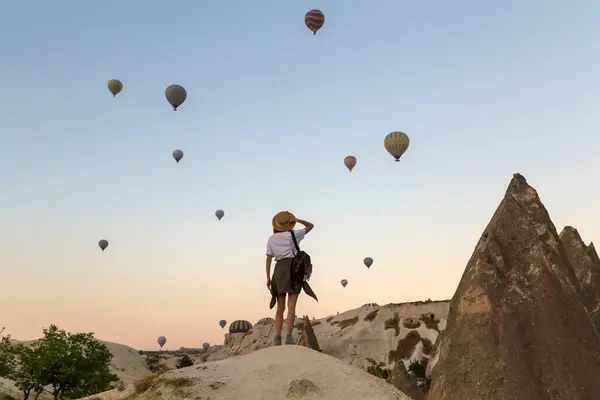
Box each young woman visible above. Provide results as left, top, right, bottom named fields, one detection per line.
left=265, top=211, right=314, bottom=345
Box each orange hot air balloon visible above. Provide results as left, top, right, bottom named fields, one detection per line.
left=305, top=9, right=325, bottom=35
left=344, top=156, right=357, bottom=172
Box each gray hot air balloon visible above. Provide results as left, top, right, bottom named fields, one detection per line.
left=157, top=336, right=167, bottom=349
left=341, top=279, right=348, bottom=288
left=364, top=257, right=373, bottom=268
left=172, top=149, right=183, bottom=163
left=98, top=239, right=109, bottom=251
left=165, top=84, right=187, bottom=111
left=215, top=210, right=225, bottom=221
left=202, top=342, right=210, bottom=351
left=219, top=320, right=226, bottom=329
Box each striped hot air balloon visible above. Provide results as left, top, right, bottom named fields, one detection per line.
left=362, top=303, right=379, bottom=307
left=384, top=131, right=410, bottom=162
left=305, top=9, right=325, bottom=35
left=229, top=320, right=253, bottom=334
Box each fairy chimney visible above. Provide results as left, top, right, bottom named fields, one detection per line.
left=427, top=174, right=600, bottom=400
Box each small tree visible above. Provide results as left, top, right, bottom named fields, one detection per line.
left=30, top=325, right=119, bottom=399
left=9, top=343, right=44, bottom=400
left=0, top=327, right=15, bottom=378
left=408, top=358, right=431, bottom=392
left=176, top=355, right=193, bottom=369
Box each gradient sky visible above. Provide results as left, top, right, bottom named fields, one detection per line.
left=1, top=0, right=599, bottom=350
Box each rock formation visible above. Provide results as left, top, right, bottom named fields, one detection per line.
left=198, top=301, right=449, bottom=373
left=586, top=243, right=600, bottom=327
left=297, top=315, right=322, bottom=351
left=559, top=227, right=600, bottom=332
left=84, top=346, right=412, bottom=400
left=389, top=364, right=425, bottom=400
left=428, top=173, right=600, bottom=400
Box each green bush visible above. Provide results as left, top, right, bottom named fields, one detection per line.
left=0, top=325, right=118, bottom=400
left=176, top=354, right=194, bottom=369
left=408, top=358, right=431, bottom=392
left=365, top=358, right=391, bottom=380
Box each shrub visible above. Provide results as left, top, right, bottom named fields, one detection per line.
left=134, top=375, right=157, bottom=394
left=176, top=354, right=194, bottom=369
left=1, top=325, right=118, bottom=400
left=366, top=364, right=391, bottom=380
left=365, top=359, right=391, bottom=380
left=408, top=358, right=431, bottom=392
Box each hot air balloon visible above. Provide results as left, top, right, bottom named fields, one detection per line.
left=165, top=85, right=187, bottom=111
left=98, top=239, right=109, bottom=251
left=364, top=257, right=373, bottom=268
left=157, top=336, right=167, bottom=349
left=219, top=320, right=226, bottom=329
left=384, top=131, right=410, bottom=162
left=202, top=342, right=210, bottom=351
left=107, top=79, right=123, bottom=97
left=362, top=303, right=379, bottom=307
left=305, top=9, right=325, bottom=35
left=172, top=149, right=183, bottom=163
left=229, top=320, right=253, bottom=334
left=215, top=210, right=225, bottom=221
left=341, top=279, right=348, bottom=288
left=344, top=156, right=357, bottom=172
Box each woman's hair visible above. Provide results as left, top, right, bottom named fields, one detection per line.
left=273, top=229, right=290, bottom=234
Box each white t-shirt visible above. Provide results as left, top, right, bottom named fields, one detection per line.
left=266, top=228, right=307, bottom=261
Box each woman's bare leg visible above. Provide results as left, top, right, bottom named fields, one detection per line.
left=286, top=293, right=299, bottom=335
left=275, top=295, right=286, bottom=337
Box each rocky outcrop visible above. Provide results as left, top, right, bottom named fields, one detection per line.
left=389, top=364, right=425, bottom=400
left=428, top=173, right=600, bottom=400
left=199, top=301, right=449, bottom=373
left=559, top=227, right=600, bottom=333
left=586, top=242, right=600, bottom=327
left=297, top=315, right=322, bottom=351
left=83, top=346, right=413, bottom=400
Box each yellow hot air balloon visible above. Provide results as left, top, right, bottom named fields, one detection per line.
left=384, top=131, right=410, bottom=162
left=107, top=79, right=123, bottom=97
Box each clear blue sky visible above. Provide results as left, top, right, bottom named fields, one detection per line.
left=1, top=0, right=599, bottom=350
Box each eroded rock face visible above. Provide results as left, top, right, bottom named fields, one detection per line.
left=559, top=227, right=600, bottom=333
left=586, top=242, right=600, bottom=329
left=428, top=173, right=600, bottom=400
left=287, top=378, right=318, bottom=397
left=297, top=315, right=322, bottom=351
left=389, top=365, right=425, bottom=400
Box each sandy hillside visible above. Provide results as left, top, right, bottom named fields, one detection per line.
left=83, top=345, right=413, bottom=400
left=0, top=339, right=151, bottom=399
left=193, top=300, right=449, bottom=373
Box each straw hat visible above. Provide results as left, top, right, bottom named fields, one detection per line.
left=272, top=211, right=296, bottom=232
